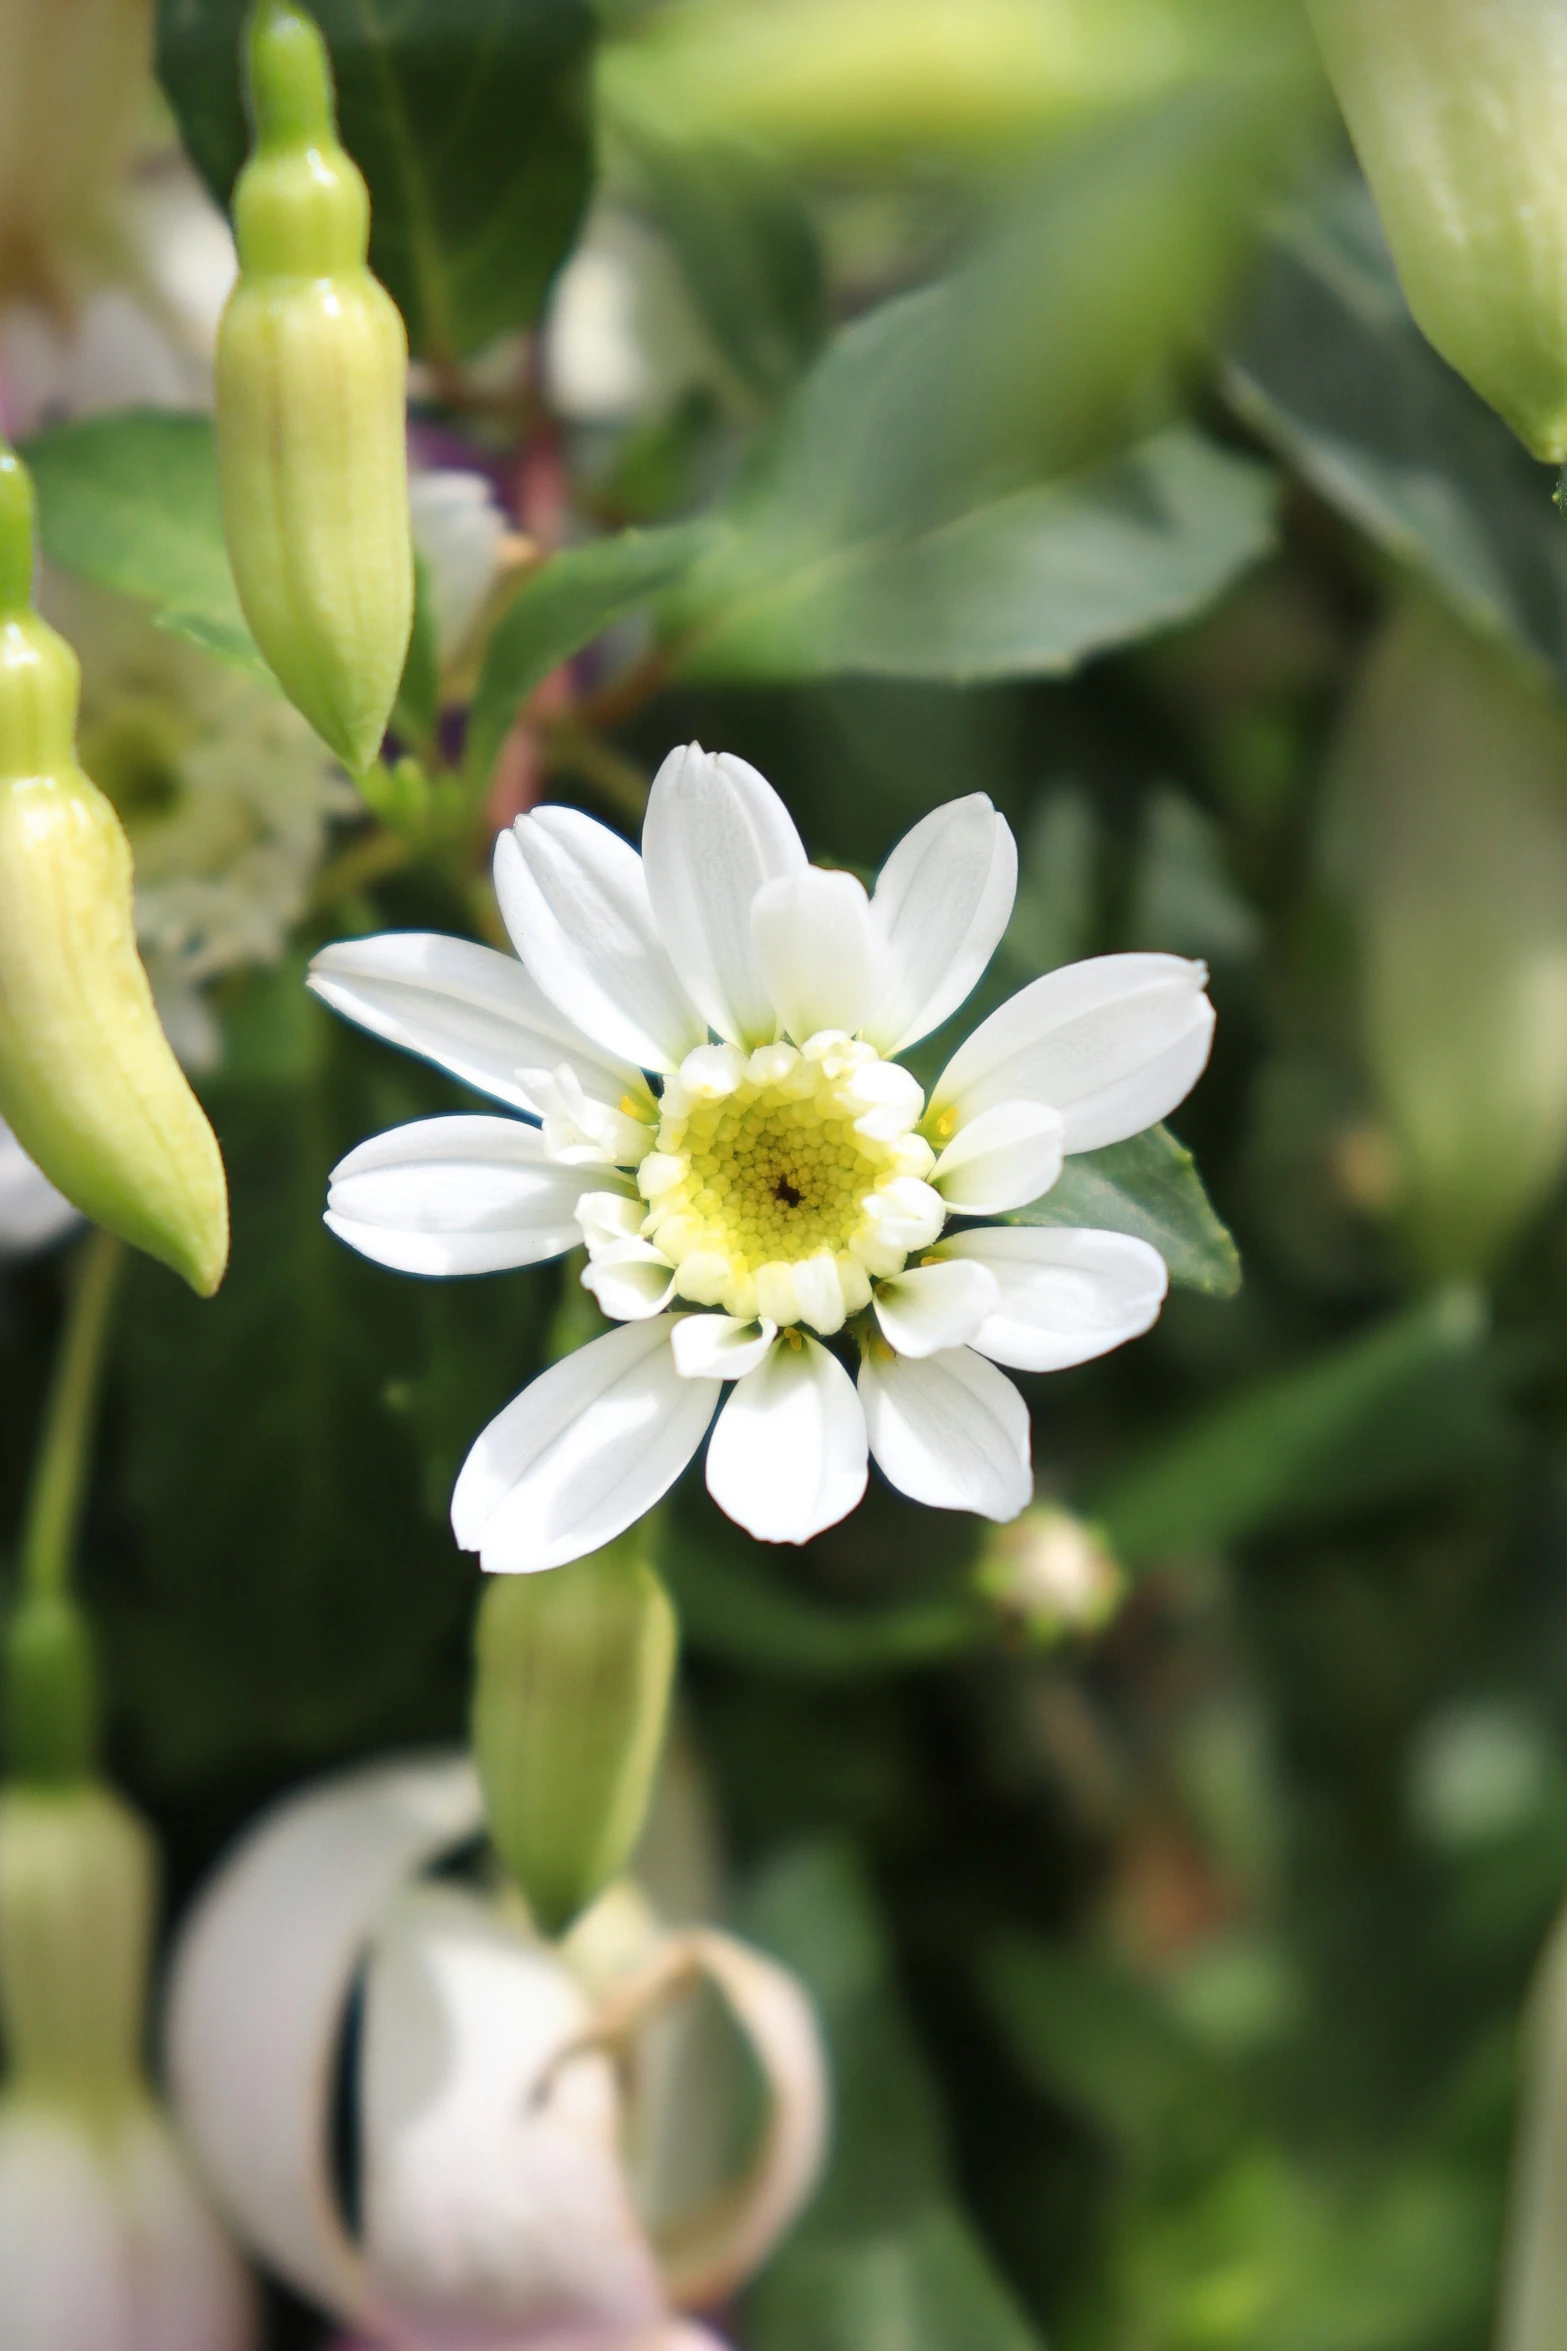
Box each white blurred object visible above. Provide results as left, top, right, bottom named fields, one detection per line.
left=0, top=1120, right=80, bottom=1255
left=1407, top=1699, right=1555, bottom=1851
left=0, top=1783, right=255, bottom=2351
left=543, top=208, right=715, bottom=424
left=408, top=471, right=513, bottom=671
left=166, top=1754, right=828, bottom=2348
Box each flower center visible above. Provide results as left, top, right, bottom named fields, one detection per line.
left=633, top=1035, right=944, bottom=1334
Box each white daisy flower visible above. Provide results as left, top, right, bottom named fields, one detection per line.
left=309, top=746, right=1213, bottom=1568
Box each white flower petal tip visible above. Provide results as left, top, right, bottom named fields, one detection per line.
left=941, top=1226, right=1169, bottom=1372
left=582, top=1241, right=679, bottom=1321
left=670, top=1314, right=779, bottom=1380
left=859, top=1345, right=1032, bottom=1522
left=324, top=1116, right=599, bottom=1278
left=451, top=1319, right=715, bottom=1572
left=750, top=868, right=888, bottom=1045
left=643, top=744, right=805, bottom=1047
left=932, top=953, right=1215, bottom=1154
left=866, top=794, right=1018, bottom=1053
left=307, top=932, right=647, bottom=1120
left=495, top=811, right=705, bottom=1074
left=931, top=1099, right=1065, bottom=1215
left=0, top=2100, right=258, bottom=2351
left=706, top=1335, right=867, bottom=1544
left=872, top=1259, right=1000, bottom=1358
left=166, top=1757, right=485, bottom=2326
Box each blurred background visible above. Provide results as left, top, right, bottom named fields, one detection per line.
left=8, top=0, right=1567, bottom=2345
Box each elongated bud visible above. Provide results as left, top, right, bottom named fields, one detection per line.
left=1305, top=2, right=1567, bottom=462
left=217, top=0, right=413, bottom=772
left=0, top=447, right=228, bottom=1296
left=1328, top=595, right=1567, bottom=1278
left=472, top=1529, right=678, bottom=1936
left=0, top=1783, right=152, bottom=2104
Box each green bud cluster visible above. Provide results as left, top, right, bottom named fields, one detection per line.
left=0, top=446, right=228, bottom=1297
left=472, top=1529, right=679, bottom=1936
left=217, top=0, right=414, bottom=774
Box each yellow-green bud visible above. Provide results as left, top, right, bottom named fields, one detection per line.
left=1306, top=1, right=1567, bottom=463
left=977, top=1504, right=1124, bottom=1644
left=472, top=1529, right=679, bottom=1937
left=217, top=0, right=413, bottom=773
left=0, top=448, right=228, bottom=1297
left=1329, top=594, right=1567, bottom=1278
left=0, top=1783, right=152, bottom=2108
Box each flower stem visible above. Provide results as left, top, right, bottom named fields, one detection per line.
left=19, top=1230, right=124, bottom=1605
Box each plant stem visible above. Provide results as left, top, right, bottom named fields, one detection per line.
left=19, top=1231, right=124, bottom=1605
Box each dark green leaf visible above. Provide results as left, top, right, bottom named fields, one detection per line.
left=1090, top=1287, right=1509, bottom=1565
left=663, top=1527, right=987, bottom=1679
left=23, top=410, right=266, bottom=677
left=741, top=1843, right=1045, bottom=2351
left=1223, top=174, right=1567, bottom=688
left=1006, top=1123, right=1241, bottom=1297
left=666, top=425, right=1278, bottom=685
left=464, top=520, right=714, bottom=787
left=156, top=0, right=596, bottom=362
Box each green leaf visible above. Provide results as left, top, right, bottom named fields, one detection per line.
left=464, top=521, right=714, bottom=788
left=663, top=1525, right=988, bottom=1679
left=1090, top=1287, right=1510, bottom=1566
left=23, top=410, right=267, bottom=676
left=741, top=1843, right=1045, bottom=2351
left=1005, top=1123, right=1241, bottom=1297
left=622, top=125, right=827, bottom=399
left=1223, top=174, right=1567, bottom=688
left=667, top=424, right=1278, bottom=685
left=156, top=0, right=596, bottom=363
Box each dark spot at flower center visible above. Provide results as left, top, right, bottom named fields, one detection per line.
left=774, top=1174, right=804, bottom=1208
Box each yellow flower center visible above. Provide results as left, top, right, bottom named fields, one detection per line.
left=634, top=1036, right=943, bottom=1334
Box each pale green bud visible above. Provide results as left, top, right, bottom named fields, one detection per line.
left=1329, top=595, right=1567, bottom=1277
left=217, top=0, right=413, bottom=774
left=0, top=448, right=228, bottom=1297
left=977, top=1504, right=1124, bottom=1644
left=472, top=1530, right=679, bottom=1937
left=1306, top=0, right=1567, bottom=462
left=0, top=1784, right=152, bottom=2106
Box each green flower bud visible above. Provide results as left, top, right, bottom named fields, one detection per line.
left=472, top=1529, right=679, bottom=1937
left=1328, top=594, right=1567, bottom=1277
left=217, top=0, right=413, bottom=773
left=977, top=1504, right=1124, bottom=1644
left=0, top=447, right=228, bottom=1296
left=0, top=1782, right=152, bottom=2106
left=1306, top=1, right=1567, bottom=462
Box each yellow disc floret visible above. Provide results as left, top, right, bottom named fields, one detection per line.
left=631, top=1032, right=945, bottom=1333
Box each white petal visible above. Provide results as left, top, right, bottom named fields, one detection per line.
left=582, top=1241, right=678, bottom=1321
left=872, top=1259, right=999, bottom=1358
left=642, top=743, right=806, bottom=1047
left=858, top=1175, right=946, bottom=1255
left=326, top=1117, right=608, bottom=1277
left=859, top=1345, right=1031, bottom=1521
left=360, top=1884, right=665, bottom=2343
left=865, top=795, right=1018, bottom=1053
left=930, top=953, right=1214, bottom=1152
left=451, top=1319, right=714, bottom=1572
left=166, top=1755, right=484, bottom=2325
left=577, top=1192, right=648, bottom=1249
left=932, top=1099, right=1064, bottom=1215
left=750, top=868, right=888, bottom=1044
left=705, top=1336, right=867, bottom=1544
left=494, top=811, right=705, bottom=1073
left=670, top=1313, right=778, bottom=1380
left=0, top=2103, right=256, bottom=2351
left=308, top=932, right=645, bottom=1119
left=940, top=1224, right=1168, bottom=1371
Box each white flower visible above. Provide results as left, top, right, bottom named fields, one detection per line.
left=542, top=207, right=718, bottom=425
left=166, top=1756, right=827, bottom=2351
left=408, top=469, right=515, bottom=676
left=310, top=746, right=1212, bottom=1567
